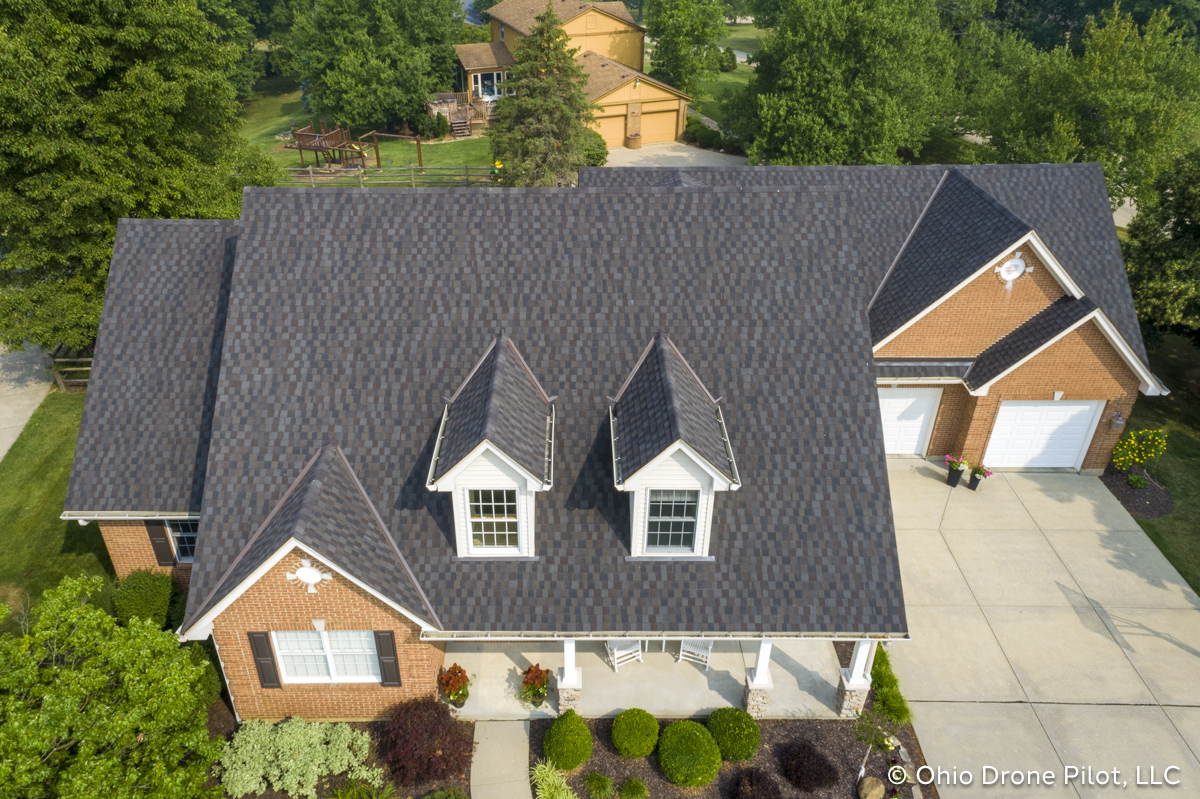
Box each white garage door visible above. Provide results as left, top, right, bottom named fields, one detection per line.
left=878, top=388, right=942, bottom=456
left=983, top=401, right=1102, bottom=468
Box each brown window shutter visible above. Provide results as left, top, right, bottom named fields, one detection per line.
left=374, top=631, right=401, bottom=687
left=248, top=632, right=281, bottom=689
left=146, top=521, right=176, bottom=566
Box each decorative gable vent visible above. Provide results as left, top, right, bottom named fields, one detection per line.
left=996, top=252, right=1034, bottom=287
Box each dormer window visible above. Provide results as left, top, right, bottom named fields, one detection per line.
left=427, top=332, right=555, bottom=559
left=610, top=333, right=740, bottom=558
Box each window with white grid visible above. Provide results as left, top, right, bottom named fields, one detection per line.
left=469, top=489, right=519, bottom=548
left=168, top=519, right=198, bottom=562
left=646, top=490, right=699, bottom=550
left=274, top=631, right=330, bottom=679
left=328, top=630, right=380, bottom=678
left=271, top=630, right=380, bottom=683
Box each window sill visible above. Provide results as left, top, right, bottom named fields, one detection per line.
left=625, top=555, right=715, bottom=563
left=453, top=555, right=541, bottom=563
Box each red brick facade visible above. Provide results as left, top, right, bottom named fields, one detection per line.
left=210, top=548, right=444, bottom=722
left=889, top=383, right=969, bottom=460
left=97, top=519, right=192, bottom=588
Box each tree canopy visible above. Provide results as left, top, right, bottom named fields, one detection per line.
left=0, top=577, right=221, bottom=799
left=489, top=3, right=597, bottom=186
left=645, top=0, right=727, bottom=97
left=726, top=0, right=956, bottom=164
left=0, top=0, right=276, bottom=352
left=993, top=0, right=1200, bottom=50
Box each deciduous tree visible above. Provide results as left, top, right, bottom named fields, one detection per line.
left=646, top=0, right=727, bottom=97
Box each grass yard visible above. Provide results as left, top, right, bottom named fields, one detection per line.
left=905, top=128, right=989, bottom=166
left=690, top=63, right=754, bottom=126
left=1130, top=334, right=1200, bottom=594
left=0, top=393, right=111, bottom=630
left=716, top=23, right=768, bottom=54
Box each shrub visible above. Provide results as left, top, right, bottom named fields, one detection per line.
left=166, top=582, right=188, bottom=630
left=582, top=127, right=608, bottom=167
left=706, top=707, right=760, bottom=761
left=543, top=709, right=593, bottom=771
left=720, top=47, right=738, bottom=72
left=584, top=772, right=615, bottom=799
left=1127, top=472, right=1149, bottom=488
left=732, top=768, right=782, bottom=799
left=434, top=112, right=451, bottom=139
left=330, top=781, right=400, bottom=799
left=657, top=720, right=721, bottom=787
left=112, top=569, right=173, bottom=627
left=384, top=696, right=474, bottom=784
left=617, top=778, right=649, bottom=799
left=777, top=739, right=838, bottom=792
left=186, top=641, right=223, bottom=707
left=218, top=718, right=383, bottom=799
left=531, top=759, right=580, bottom=799
left=425, top=791, right=468, bottom=799
left=870, top=648, right=912, bottom=726
left=683, top=115, right=706, bottom=143
left=695, top=126, right=723, bottom=149
left=611, top=708, right=658, bottom=757
left=1112, top=428, right=1168, bottom=470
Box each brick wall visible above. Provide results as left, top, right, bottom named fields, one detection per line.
left=211, top=548, right=444, bottom=722
left=887, top=383, right=968, bottom=458
left=97, top=520, right=192, bottom=588
left=877, top=247, right=1065, bottom=358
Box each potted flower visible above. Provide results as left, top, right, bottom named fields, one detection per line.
left=968, top=464, right=992, bottom=491
left=439, top=663, right=471, bottom=708
left=944, top=454, right=968, bottom=487
left=518, top=663, right=550, bottom=708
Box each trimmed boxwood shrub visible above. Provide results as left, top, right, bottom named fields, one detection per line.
left=706, top=707, right=760, bottom=761
left=732, top=768, right=782, bottom=799
left=543, top=709, right=593, bottom=771
left=871, top=648, right=913, bottom=725
left=112, top=569, right=173, bottom=627
left=657, top=720, right=721, bottom=787
left=384, top=695, right=475, bottom=784
left=611, top=708, right=658, bottom=757
left=777, top=739, right=838, bottom=792
left=617, top=778, right=648, bottom=799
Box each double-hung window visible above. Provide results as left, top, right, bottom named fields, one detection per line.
left=646, top=490, right=699, bottom=551
left=272, top=630, right=380, bottom=684
left=468, top=489, right=519, bottom=550
left=168, top=520, right=198, bottom=562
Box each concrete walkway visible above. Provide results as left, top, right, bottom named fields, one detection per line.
left=887, top=459, right=1200, bottom=797
left=0, top=344, right=53, bottom=462
left=470, top=721, right=533, bottom=799
left=604, top=141, right=747, bottom=168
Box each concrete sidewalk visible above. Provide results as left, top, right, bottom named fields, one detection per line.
left=470, top=721, right=533, bottom=799
left=0, top=344, right=53, bottom=462
left=604, top=141, right=747, bottom=168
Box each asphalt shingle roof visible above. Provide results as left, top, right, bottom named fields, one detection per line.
left=874, top=359, right=974, bottom=379
left=577, top=51, right=687, bottom=102
left=965, top=296, right=1099, bottom=390
left=454, top=41, right=515, bottom=70
left=488, top=0, right=637, bottom=34
left=433, top=333, right=554, bottom=483
left=612, top=333, right=735, bottom=483
left=65, top=219, right=237, bottom=514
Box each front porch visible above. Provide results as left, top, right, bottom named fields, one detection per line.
left=444, top=639, right=849, bottom=720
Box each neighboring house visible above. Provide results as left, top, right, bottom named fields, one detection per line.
left=62, top=165, right=1160, bottom=724
left=452, top=0, right=690, bottom=146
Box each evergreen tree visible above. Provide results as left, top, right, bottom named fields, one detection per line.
left=645, top=0, right=727, bottom=97
left=489, top=2, right=597, bottom=187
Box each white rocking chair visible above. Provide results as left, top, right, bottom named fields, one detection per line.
left=678, top=638, right=714, bottom=671
left=604, top=639, right=643, bottom=672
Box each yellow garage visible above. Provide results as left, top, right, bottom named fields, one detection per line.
left=597, top=115, right=626, bottom=147
left=579, top=51, right=690, bottom=149
left=640, top=111, right=679, bottom=144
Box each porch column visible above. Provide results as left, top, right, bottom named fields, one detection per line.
left=743, top=638, right=773, bottom=718
left=557, top=638, right=583, bottom=714
left=835, top=640, right=877, bottom=718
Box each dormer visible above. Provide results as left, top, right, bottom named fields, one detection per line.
left=427, top=333, right=555, bottom=559
left=609, top=333, right=740, bottom=559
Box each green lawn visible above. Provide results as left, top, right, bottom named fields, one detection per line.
left=904, top=128, right=989, bottom=166
left=716, top=23, right=768, bottom=54
left=1131, top=334, right=1200, bottom=594
left=691, top=62, right=754, bottom=126
left=0, top=393, right=112, bottom=630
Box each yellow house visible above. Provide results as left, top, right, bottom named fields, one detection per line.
left=453, top=0, right=690, bottom=146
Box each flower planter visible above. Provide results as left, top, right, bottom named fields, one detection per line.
left=946, top=467, right=965, bottom=487
left=968, top=473, right=982, bottom=491
left=625, top=133, right=642, bottom=150
left=449, top=695, right=467, bottom=709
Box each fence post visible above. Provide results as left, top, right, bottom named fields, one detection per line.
left=410, top=165, right=416, bottom=188
left=465, top=165, right=470, bottom=187
left=359, top=171, right=364, bottom=189
left=309, top=166, right=315, bottom=187
left=372, top=131, right=381, bottom=169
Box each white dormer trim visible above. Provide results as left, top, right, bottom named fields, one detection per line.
left=616, top=439, right=736, bottom=493
left=429, top=443, right=542, bottom=558
left=618, top=443, right=733, bottom=558
left=872, top=230, right=1086, bottom=353
left=428, top=438, right=549, bottom=493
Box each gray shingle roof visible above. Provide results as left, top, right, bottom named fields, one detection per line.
left=64, top=219, right=237, bottom=515
left=612, top=333, right=736, bottom=483
left=965, top=296, right=1099, bottom=390
left=874, top=359, right=974, bottom=379
left=185, top=442, right=437, bottom=630
left=180, top=185, right=903, bottom=635
left=432, top=332, right=554, bottom=483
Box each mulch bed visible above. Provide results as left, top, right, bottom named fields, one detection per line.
left=531, top=715, right=935, bottom=799
left=1100, top=463, right=1174, bottom=519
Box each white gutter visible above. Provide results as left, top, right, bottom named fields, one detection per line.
left=60, top=511, right=199, bottom=520
left=421, top=630, right=910, bottom=642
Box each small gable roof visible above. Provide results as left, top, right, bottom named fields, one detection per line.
left=454, top=41, right=515, bottom=71
left=869, top=168, right=1034, bottom=346
left=576, top=51, right=689, bottom=102
left=431, top=333, right=554, bottom=484
left=182, top=442, right=438, bottom=633
left=964, top=296, right=1099, bottom=390
left=489, top=0, right=638, bottom=34
left=612, top=333, right=738, bottom=484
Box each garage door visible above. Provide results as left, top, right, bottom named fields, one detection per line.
left=596, top=116, right=625, bottom=147
left=983, top=400, right=1102, bottom=468
left=878, top=388, right=942, bottom=456
left=640, top=111, right=678, bottom=144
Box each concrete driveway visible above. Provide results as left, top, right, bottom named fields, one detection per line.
left=888, top=460, right=1200, bottom=797
left=0, top=344, right=53, bottom=461
left=604, top=141, right=747, bottom=167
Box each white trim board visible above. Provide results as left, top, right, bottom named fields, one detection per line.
left=616, top=439, right=736, bottom=492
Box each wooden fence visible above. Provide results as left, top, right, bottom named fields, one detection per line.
left=53, top=358, right=91, bottom=393
left=277, top=165, right=496, bottom=188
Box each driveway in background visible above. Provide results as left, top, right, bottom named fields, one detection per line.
left=0, top=345, right=53, bottom=461
left=888, top=459, right=1200, bottom=797
left=604, top=142, right=747, bottom=168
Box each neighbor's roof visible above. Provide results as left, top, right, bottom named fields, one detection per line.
left=488, top=0, right=637, bottom=34
left=432, top=332, right=554, bottom=483
left=454, top=41, right=515, bottom=71
left=965, top=296, right=1099, bottom=390
left=578, top=164, right=1149, bottom=365
left=612, top=333, right=736, bottom=483
left=177, top=185, right=903, bottom=636
left=577, top=51, right=688, bottom=102
left=64, top=219, right=237, bottom=516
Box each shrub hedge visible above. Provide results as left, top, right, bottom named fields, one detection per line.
left=871, top=648, right=913, bottom=725
left=777, top=739, right=838, bottom=792
left=186, top=641, right=223, bottom=707
left=384, top=696, right=475, bottom=784
left=112, top=569, right=173, bottom=628
left=543, top=709, right=593, bottom=771
left=732, top=768, right=782, bottom=799
left=657, top=720, right=721, bottom=787
left=617, top=778, right=648, bottom=799
left=611, top=708, right=658, bottom=757
left=706, top=707, right=760, bottom=761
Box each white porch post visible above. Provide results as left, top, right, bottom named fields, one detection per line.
left=563, top=638, right=576, bottom=675
left=749, top=639, right=773, bottom=687
left=743, top=638, right=773, bottom=718
left=558, top=638, right=583, bottom=713
left=835, top=639, right=877, bottom=718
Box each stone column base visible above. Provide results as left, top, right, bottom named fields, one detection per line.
left=835, top=669, right=870, bottom=718
left=557, top=668, right=582, bottom=714
left=743, top=669, right=773, bottom=718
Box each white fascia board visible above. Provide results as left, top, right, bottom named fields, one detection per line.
left=876, top=376, right=965, bottom=385
left=179, top=538, right=436, bottom=640
left=967, top=311, right=1100, bottom=396
left=430, top=439, right=546, bottom=492
left=60, top=511, right=200, bottom=520
left=1024, top=232, right=1085, bottom=299
left=1090, top=312, right=1169, bottom=396
left=622, top=439, right=733, bottom=491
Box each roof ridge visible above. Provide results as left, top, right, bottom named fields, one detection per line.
left=867, top=168, right=950, bottom=311
left=944, top=166, right=1033, bottom=232
left=656, top=335, right=685, bottom=444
